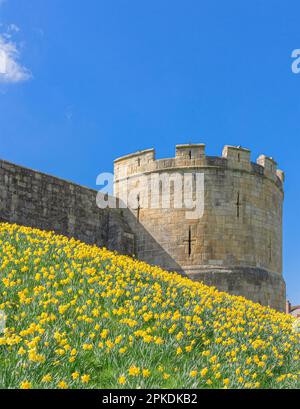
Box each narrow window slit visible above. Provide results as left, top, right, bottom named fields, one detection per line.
left=137, top=194, right=140, bottom=222
left=269, top=237, right=272, bottom=263
left=236, top=192, right=241, bottom=218
left=188, top=226, right=192, bottom=255
left=184, top=226, right=195, bottom=257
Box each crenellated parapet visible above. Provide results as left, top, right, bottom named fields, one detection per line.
left=114, top=144, right=284, bottom=189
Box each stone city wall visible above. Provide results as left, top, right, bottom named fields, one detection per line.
left=0, top=159, right=134, bottom=255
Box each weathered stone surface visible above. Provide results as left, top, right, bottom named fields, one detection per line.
left=0, top=159, right=134, bottom=255
left=114, top=144, right=286, bottom=311
left=185, top=267, right=286, bottom=310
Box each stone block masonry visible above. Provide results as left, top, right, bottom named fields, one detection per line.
left=114, top=144, right=286, bottom=311
left=0, top=159, right=134, bottom=255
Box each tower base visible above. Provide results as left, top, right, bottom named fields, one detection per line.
left=182, top=266, right=286, bottom=312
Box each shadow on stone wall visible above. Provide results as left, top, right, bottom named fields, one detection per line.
left=119, top=206, right=184, bottom=273
left=0, top=158, right=183, bottom=275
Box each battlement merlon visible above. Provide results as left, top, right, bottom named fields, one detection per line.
left=256, top=154, right=284, bottom=183
left=114, top=149, right=155, bottom=179
left=222, top=145, right=251, bottom=162
left=114, top=148, right=155, bottom=164
left=176, top=144, right=206, bottom=159
left=222, top=145, right=251, bottom=172
left=257, top=154, right=277, bottom=171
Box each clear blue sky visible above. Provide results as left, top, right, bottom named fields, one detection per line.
left=0, top=1, right=299, bottom=303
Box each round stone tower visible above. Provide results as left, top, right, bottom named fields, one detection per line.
left=114, top=144, right=285, bottom=311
